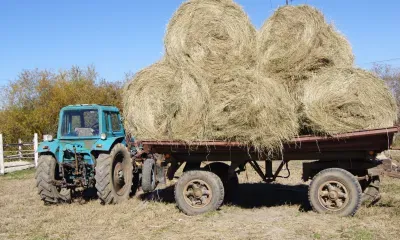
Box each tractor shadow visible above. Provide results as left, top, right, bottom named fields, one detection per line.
left=138, top=182, right=311, bottom=212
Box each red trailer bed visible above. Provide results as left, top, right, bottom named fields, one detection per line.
left=140, top=126, right=398, bottom=161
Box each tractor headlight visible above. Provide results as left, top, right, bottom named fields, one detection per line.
left=100, top=133, right=107, bottom=140
left=43, top=135, right=53, bottom=142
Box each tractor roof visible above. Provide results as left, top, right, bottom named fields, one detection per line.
left=61, top=104, right=120, bottom=112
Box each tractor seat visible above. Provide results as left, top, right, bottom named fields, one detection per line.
left=74, top=128, right=94, bottom=137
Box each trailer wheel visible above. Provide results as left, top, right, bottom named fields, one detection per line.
left=361, top=176, right=381, bottom=205
left=35, top=155, right=71, bottom=204
left=203, top=162, right=238, bottom=202
left=174, top=170, right=224, bottom=215
left=141, top=158, right=157, bottom=192
left=95, top=143, right=133, bottom=204
left=308, top=168, right=362, bottom=217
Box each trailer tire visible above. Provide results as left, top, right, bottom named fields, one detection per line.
left=95, top=143, right=133, bottom=204
left=361, top=176, right=381, bottom=205
left=174, top=170, right=224, bottom=215
left=203, top=162, right=238, bottom=203
left=308, top=168, right=362, bottom=217
left=35, top=155, right=71, bottom=204
left=141, top=158, right=156, bottom=193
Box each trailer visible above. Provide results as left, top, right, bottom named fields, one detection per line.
left=133, top=126, right=400, bottom=216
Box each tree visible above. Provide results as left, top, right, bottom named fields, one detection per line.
left=371, top=63, right=400, bottom=121
left=0, top=66, right=124, bottom=143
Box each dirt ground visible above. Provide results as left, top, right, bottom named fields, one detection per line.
left=1, top=161, right=400, bottom=240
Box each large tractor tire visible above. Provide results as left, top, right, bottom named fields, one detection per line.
left=174, top=170, right=224, bottom=216
left=202, top=162, right=238, bottom=203
left=141, top=158, right=157, bottom=193
left=95, top=143, right=133, bottom=204
left=35, top=155, right=71, bottom=204
left=308, top=168, right=362, bottom=217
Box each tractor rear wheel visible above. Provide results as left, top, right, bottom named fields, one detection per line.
left=35, top=155, right=71, bottom=204
left=95, top=144, right=133, bottom=204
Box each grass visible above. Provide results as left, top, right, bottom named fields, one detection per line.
left=1, top=168, right=35, bottom=180
left=1, top=161, right=400, bottom=239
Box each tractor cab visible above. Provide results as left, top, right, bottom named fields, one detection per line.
left=57, top=104, right=124, bottom=141
left=36, top=104, right=133, bottom=204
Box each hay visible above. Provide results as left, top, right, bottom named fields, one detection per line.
left=123, top=60, right=179, bottom=140
left=123, top=60, right=209, bottom=141
left=257, top=5, right=354, bottom=79
left=165, top=0, right=256, bottom=80
left=206, top=70, right=299, bottom=151
left=301, top=68, right=398, bottom=134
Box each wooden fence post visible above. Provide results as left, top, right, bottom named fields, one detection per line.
left=0, top=134, right=4, bottom=175
left=34, top=133, right=38, bottom=167
left=18, top=138, right=22, bottom=161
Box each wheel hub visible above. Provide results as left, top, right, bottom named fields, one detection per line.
left=183, top=180, right=212, bottom=209
left=329, top=191, right=338, bottom=200
left=318, top=181, right=349, bottom=211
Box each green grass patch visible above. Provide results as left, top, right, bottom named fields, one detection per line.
left=340, top=228, right=374, bottom=240
left=1, top=168, right=35, bottom=180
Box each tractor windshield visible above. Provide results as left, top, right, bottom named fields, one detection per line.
left=61, top=109, right=99, bottom=137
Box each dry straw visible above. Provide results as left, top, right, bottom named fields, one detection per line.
left=123, top=60, right=210, bottom=141
left=257, top=5, right=354, bottom=79
left=301, top=68, right=398, bottom=134
left=165, top=0, right=257, bottom=80
left=206, top=70, right=299, bottom=151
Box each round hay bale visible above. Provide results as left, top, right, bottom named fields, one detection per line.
left=301, top=68, right=398, bottom=135
left=257, top=5, right=354, bottom=78
left=170, top=71, right=211, bottom=141
left=165, top=0, right=256, bottom=80
left=123, top=60, right=180, bottom=140
left=123, top=60, right=209, bottom=141
left=206, top=70, right=299, bottom=151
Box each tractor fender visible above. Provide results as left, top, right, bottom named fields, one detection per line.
left=38, top=140, right=60, bottom=161
left=92, top=137, right=126, bottom=152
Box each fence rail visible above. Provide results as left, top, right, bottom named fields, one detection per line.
left=0, top=133, right=38, bottom=175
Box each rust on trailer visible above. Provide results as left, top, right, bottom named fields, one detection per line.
left=142, top=126, right=398, bottom=147
left=141, top=126, right=399, bottom=156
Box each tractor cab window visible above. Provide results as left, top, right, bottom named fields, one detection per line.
left=104, top=111, right=122, bottom=133
left=61, top=109, right=99, bottom=137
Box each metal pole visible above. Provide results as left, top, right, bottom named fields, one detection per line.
left=18, top=138, right=22, bottom=161
left=33, top=133, right=38, bottom=167
left=0, top=134, right=4, bottom=175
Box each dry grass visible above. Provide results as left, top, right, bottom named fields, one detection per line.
left=257, top=5, right=354, bottom=79
left=301, top=68, right=398, bottom=134
left=2, top=162, right=400, bottom=240
left=165, top=0, right=256, bottom=80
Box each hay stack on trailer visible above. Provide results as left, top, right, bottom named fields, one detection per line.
left=123, top=1, right=397, bottom=152
left=257, top=5, right=397, bottom=134
left=123, top=0, right=299, bottom=151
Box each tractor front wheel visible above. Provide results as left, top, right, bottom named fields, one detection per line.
left=95, top=143, right=133, bottom=204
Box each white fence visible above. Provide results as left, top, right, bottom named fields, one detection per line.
left=0, top=133, right=38, bottom=175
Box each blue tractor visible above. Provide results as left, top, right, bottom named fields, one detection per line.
left=35, top=104, right=137, bottom=204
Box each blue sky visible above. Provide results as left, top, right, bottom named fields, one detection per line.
left=1, top=0, right=399, bottom=85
